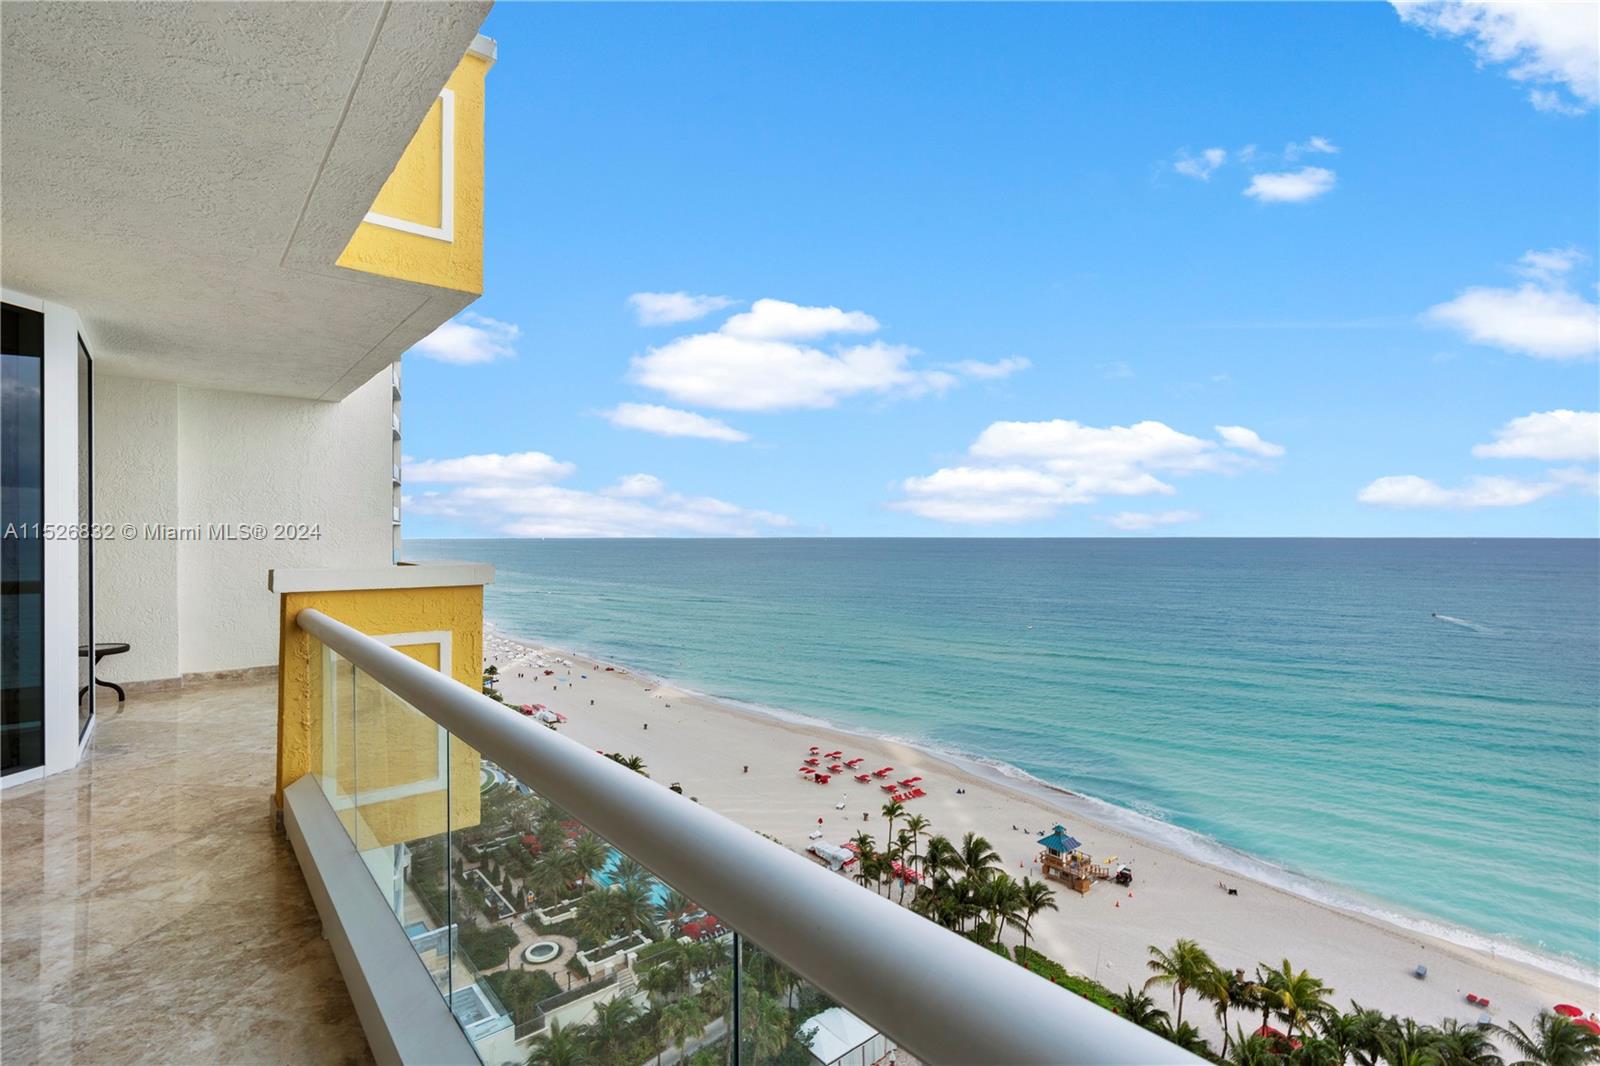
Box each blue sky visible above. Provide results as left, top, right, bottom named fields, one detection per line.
left=402, top=2, right=1599, bottom=538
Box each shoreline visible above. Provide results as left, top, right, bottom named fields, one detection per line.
left=482, top=621, right=1598, bottom=1036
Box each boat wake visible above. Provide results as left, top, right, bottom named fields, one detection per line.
left=1431, top=613, right=1485, bottom=632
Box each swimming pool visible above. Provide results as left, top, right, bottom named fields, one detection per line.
left=590, top=850, right=671, bottom=907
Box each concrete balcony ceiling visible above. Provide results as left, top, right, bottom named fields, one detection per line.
left=0, top=1, right=490, bottom=400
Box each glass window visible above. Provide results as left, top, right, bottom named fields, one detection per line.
left=1, top=303, right=46, bottom=776
left=78, top=335, right=93, bottom=738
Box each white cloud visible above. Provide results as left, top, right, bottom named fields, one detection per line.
left=720, top=299, right=879, bottom=341
left=628, top=292, right=738, bottom=326
left=972, top=419, right=1232, bottom=475
left=403, top=451, right=573, bottom=485
left=1392, top=1, right=1599, bottom=114
left=1174, top=147, right=1227, bottom=180
left=1243, top=166, right=1337, bottom=203
left=1549, top=466, right=1600, bottom=495
left=1472, top=409, right=1599, bottom=461
left=602, top=403, right=749, bottom=443
left=1357, top=474, right=1563, bottom=508
left=1285, top=136, right=1340, bottom=160
left=1423, top=248, right=1599, bottom=360
left=894, top=419, right=1279, bottom=524
left=1095, top=510, right=1202, bottom=532
left=410, top=312, right=520, bottom=365
left=1216, top=424, right=1286, bottom=458
left=629, top=299, right=961, bottom=412
left=406, top=457, right=792, bottom=537
left=605, top=473, right=666, bottom=498
left=943, top=357, right=1031, bottom=380
left=1516, top=246, right=1587, bottom=283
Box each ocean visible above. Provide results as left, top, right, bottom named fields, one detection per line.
left=407, top=537, right=1600, bottom=975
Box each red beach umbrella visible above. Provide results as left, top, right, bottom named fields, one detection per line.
left=1574, top=1019, right=1600, bottom=1035
left=1554, top=1005, right=1583, bottom=1018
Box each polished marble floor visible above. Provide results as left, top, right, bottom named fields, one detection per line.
left=0, top=677, right=374, bottom=1065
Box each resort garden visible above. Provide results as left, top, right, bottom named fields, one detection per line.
left=407, top=763, right=843, bottom=1066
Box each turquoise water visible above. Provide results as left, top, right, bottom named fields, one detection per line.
left=594, top=849, right=670, bottom=906
left=410, top=538, right=1600, bottom=973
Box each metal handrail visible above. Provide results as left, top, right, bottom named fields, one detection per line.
left=295, top=607, right=1198, bottom=1065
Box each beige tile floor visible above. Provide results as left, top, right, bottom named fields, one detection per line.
left=0, top=677, right=373, bottom=1065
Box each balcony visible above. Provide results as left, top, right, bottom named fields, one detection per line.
left=0, top=675, right=372, bottom=1063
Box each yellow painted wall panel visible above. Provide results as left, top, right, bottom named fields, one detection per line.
left=335, top=50, right=490, bottom=295
left=367, top=98, right=445, bottom=229
left=276, top=582, right=484, bottom=844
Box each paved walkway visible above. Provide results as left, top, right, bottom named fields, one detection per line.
left=0, top=676, right=372, bottom=1064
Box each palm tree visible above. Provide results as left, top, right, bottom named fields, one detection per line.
left=569, top=833, right=608, bottom=888
left=1154, top=1018, right=1214, bottom=1059
left=663, top=997, right=707, bottom=1063
left=921, top=833, right=958, bottom=886
left=881, top=800, right=905, bottom=861
left=576, top=890, right=621, bottom=944
left=1492, top=1012, right=1600, bottom=1066
left=622, top=754, right=648, bottom=776
left=610, top=854, right=650, bottom=888
left=1228, top=1028, right=1283, bottom=1066
left=954, top=831, right=1001, bottom=885
left=893, top=829, right=916, bottom=903
left=1260, top=959, right=1332, bottom=1041
left=1111, top=986, right=1171, bottom=1031
left=848, top=832, right=877, bottom=890
left=1197, top=965, right=1240, bottom=1054
left=1433, top=1017, right=1504, bottom=1066
left=981, top=873, right=1025, bottom=946
left=584, top=997, right=638, bottom=1062
left=1144, top=938, right=1219, bottom=1031
left=741, top=993, right=792, bottom=1062
left=1012, top=876, right=1058, bottom=955
left=528, top=1017, right=590, bottom=1066
left=613, top=879, right=661, bottom=938
left=903, top=813, right=929, bottom=872
left=528, top=852, right=571, bottom=905
left=661, top=888, right=695, bottom=930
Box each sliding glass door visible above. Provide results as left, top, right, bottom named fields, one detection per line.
left=1, top=303, right=46, bottom=776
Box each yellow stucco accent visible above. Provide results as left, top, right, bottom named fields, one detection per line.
left=276, top=583, right=483, bottom=846
left=334, top=49, right=490, bottom=294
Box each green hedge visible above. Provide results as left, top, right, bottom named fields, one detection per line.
left=1012, top=946, right=1119, bottom=1012
left=458, top=922, right=520, bottom=971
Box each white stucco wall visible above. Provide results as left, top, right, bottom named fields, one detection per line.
left=175, top=372, right=392, bottom=675
left=92, top=368, right=392, bottom=682
left=92, top=374, right=181, bottom=682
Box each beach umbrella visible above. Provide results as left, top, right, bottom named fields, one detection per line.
left=1574, top=1019, right=1600, bottom=1035
left=1554, top=1004, right=1583, bottom=1018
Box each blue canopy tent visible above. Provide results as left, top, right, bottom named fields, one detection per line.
left=1037, top=825, right=1081, bottom=857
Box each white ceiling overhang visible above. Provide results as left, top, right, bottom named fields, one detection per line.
left=1, top=1, right=492, bottom=400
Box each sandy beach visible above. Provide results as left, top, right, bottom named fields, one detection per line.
left=482, top=626, right=1598, bottom=1041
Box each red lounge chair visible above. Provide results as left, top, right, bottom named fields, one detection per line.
left=854, top=774, right=872, bottom=783
left=881, top=783, right=897, bottom=792
left=808, top=746, right=820, bottom=754
left=873, top=768, right=893, bottom=778
left=798, top=767, right=813, bottom=775
left=829, top=764, right=844, bottom=772
left=804, top=758, right=819, bottom=766
left=845, top=758, right=864, bottom=767
left=814, top=774, right=831, bottom=784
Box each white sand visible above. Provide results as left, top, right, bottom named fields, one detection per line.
left=483, top=629, right=1598, bottom=1040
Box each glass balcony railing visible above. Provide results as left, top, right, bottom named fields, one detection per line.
left=296, top=607, right=1196, bottom=1066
